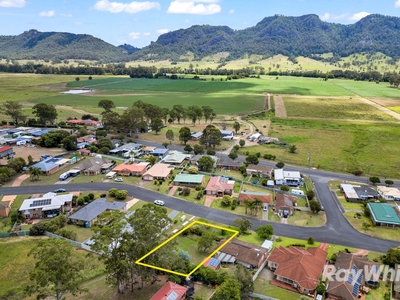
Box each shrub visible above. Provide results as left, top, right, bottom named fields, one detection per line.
left=221, top=196, right=231, bottom=207
left=88, top=193, right=95, bottom=200
left=109, top=188, right=118, bottom=197
left=100, top=193, right=106, bottom=198
left=195, top=185, right=202, bottom=191
left=280, top=185, right=290, bottom=192
left=77, top=198, right=84, bottom=205
left=56, top=228, right=78, bottom=241
left=307, top=236, right=314, bottom=245
left=83, top=195, right=90, bottom=202
left=29, top=222, right=47, bottom=236
left=196, top=191, right=203, bottom=200
left=189, top=225, right=204, bottom=236
left=183, top=187, right=190, bottom=196
left=153, top=179, right=158, bottom=185
left=115, top=190, right=128, bottom=200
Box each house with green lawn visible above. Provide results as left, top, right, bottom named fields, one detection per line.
left=173, top=174, right=205, bottom=187
left=367, top=202, right=400, bottom=227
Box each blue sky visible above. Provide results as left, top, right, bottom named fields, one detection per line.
left=1, top=0, right=400, bottom=48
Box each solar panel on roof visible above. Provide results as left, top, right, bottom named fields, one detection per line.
left=347, top=276, right=353, bottom=285
left=209, top=258, right=220, bottom=268
left=357, top=273, right=363, bottom=284
left=30, top=199, right=51, bottom=207
left=352, top=282, right=360, bottom=297
left=166, top=291, right=179, bottom=300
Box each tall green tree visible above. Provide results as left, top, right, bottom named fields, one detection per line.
left=198, top=155, right=214, bottom=172
left=3, top=100, right=26, bottom=125
left=233, top=121, right=240, bottom=134
left=120, top=106, right=145, bottom=137
left=172, top=104, right=185, bottom=124
left=210, top=278, right=241, bottom=300
left=309, top=200, right=321, bottom=213
left=197, top=231, right=215, bottom=252
left=179, top=126, right=191, bottom=145
left=233, top=218, right=252, bottom=235
left=26, top=238, right=86, bottom=300
left=235, top=264, right=254, bottom=299
left=102, top=111, right=121, bottom=132
left=202, top=106, right=214, bottom=123
left=166, top=129, right=174, bottom=144
left=98, top=99, right=115, bottom=112
left=200, top=125, right=222, bottom=148
left=151, top=118, right=164, bottom=134
left=32, top=103, right=58, bottom=125
left=256, top=224, right=274, bottom=239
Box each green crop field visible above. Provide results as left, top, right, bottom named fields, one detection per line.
left=283, top=96, right=398, bottom=121
left=330, top=79, right=400, bottom=98
left=29, top=92, right=265, bottom=115
left=241, top=118, right=400, bottom=178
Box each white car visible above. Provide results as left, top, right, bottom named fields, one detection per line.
left=114, top=177, right=123, bottom=182
left=154, top=200, right=165, bottom=206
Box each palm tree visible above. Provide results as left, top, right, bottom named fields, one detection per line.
left=253, top=198, right=263, bottom=216
left=29, top=166, right=41, bottom=181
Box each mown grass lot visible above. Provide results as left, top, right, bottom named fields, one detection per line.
left=0, top=237, right=105, bottom=300
left=288, top=211, right=326, bottom=227
left=254, top=277, right=301, bottom=300
left=242, top=118, right=400, bottom=178
left=283, top=95, right=397, bottom=121
left=344, top=212, right=400, bottom=242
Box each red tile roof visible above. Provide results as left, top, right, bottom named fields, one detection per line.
left=0, top=145, right=12, bottom=153
left=206, top=176, right=234, bottom=192
left=268, top=243, right=328, bottom=291
left=150, top=282, right=188, bottom=300
left=238, top=192, right=271, bottom=204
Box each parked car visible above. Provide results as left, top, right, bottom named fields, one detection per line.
left=115, top=178, right=123, bottom=182
left=154, top=200, right=165, bottom=206
left=54, top=188, right=66, bottom=193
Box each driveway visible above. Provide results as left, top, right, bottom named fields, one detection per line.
left=204, top=195, right=216, bottom=207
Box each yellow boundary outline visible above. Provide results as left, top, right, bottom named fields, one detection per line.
left=135, top=220, right=239, bottom=277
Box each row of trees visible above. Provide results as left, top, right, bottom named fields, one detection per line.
left=3, top=101, right=58, bottom=126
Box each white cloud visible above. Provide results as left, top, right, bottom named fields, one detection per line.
left=143, top=32, right=151, bottom=35
left=167, top=0, right=221, bottom=15
left=129, top=32, right=141, bottom=39
left=228, top=9, right=234, bottom=14
left=94, top=0, right=160, bottom=14
left=60, top=13, right=73, bottom=17
left=184, top=18, right=190, bottom=23
left=39, top=10, right=55, bottom=17
left=349, top=11, right=370, bottom=21
left=395, top=0, right=400, bottom=8
left=157, top=29, right=169, bottom=34
left=320, top=12, right=347, bottom=21
left=0, top=0, right=25, bottom=7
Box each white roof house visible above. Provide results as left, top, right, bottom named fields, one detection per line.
left=377, top=186, right=400, bottom=201
left=340, top=184, right=359, bottom=201
left=19, top=192, right=73, bottom=214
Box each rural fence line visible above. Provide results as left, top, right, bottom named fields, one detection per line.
left=43, top=231, right=93, bottom=252
left=0, top=230, right=30, bottom=238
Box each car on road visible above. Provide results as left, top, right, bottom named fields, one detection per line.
left=54, top=188, right=66, bottom=193
left=114, top=178, right=123, bottom=182
left=154, top=200, right=165, bottom=206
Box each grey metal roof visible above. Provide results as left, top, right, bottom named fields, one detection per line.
left=68, top=198, right=126, bottom=223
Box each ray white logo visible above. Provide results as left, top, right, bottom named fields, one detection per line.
left=322, top=265, right=400, bottom=283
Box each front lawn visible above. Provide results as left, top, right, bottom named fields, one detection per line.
left=254, top=277, right=301, bottom=300
left=287, top=211, right=326, bottom=227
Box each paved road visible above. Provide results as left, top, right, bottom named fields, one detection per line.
left=3, top=182, right=399, bottom=253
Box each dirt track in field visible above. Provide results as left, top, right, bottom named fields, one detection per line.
left=273, top=95, right=287, bottom=118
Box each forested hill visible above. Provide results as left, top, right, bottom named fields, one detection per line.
left=135, top=14, right=400, bottom=61
left=0, top=29, right=140, bottom=62
left=2, top=14, right=400, bottom=62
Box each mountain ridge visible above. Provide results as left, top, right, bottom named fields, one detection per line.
left=1, top=14, right=400, bottom=62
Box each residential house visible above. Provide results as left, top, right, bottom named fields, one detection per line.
left=367, top=202, right=400, bottom=227
left=142, top=146, right=156, bottom=154
left=216, top=238, right=268, bottom=269
left=205, top=176, right=234, bottom=196
left=377, top=186, right=400, bottom=201
left=19, top=192, right=73, bottom=220
left=326, top=251, right=379, bottom=300
left=161, top=150, right=191, bottom=166
left=275, top=193, right=297, bottom=218
left=246, top=164, right=273, bottom=178
left=238, top=191, right=271, bottom=211
left=190, top=154, right=218, bottom=168
left=109, top=142, right=142, bottom=156
left=31, top=157, right=60, bottom=175
left=151, top=148, right=169, bottom=158
left=191, top=132, right=203, bottom=140
left=267, top=243, right=328, bottom=294
left=77, top=134, right=96, bottom=144
left=68, top=198, right=127, bottom=226
left=341, top=184, right=380, bottom=202
left=112, top=162, right=150, bottom=176
left=248, top=132, right=262, bottom=142
left=173, top=174, right=205, bottom=187
left=150, top=281, right=188, bottom=300
left=74, top=157, right=114, bottom=175
left=203, top=257, right=221, bottom=270
left=220, top=130, right=234, bottom=140
left=77, top=149, right=91, bottom=156
left=216, top=158, right=242, bottom=170
left=142, top=163, right=174, bottom=181
left=274, top=169, right=302, bottom=186
left=0, top=145, right=13, bottom=158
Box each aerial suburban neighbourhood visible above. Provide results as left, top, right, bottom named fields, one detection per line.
left=1, top=2, right=400, bottom=300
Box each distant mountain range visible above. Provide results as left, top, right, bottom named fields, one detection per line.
left=1, top=14, right=400, bottom=62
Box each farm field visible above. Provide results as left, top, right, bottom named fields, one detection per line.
left=330, top=79, right=400, bottom=98
left=28, top=91, right=265, bottom=115
left=241, top=118, right=400, bottom=178
left=283, top=95, right=398, bottom=121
